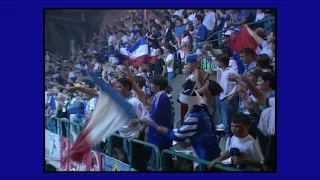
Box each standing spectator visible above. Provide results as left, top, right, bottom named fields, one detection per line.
left=163, top=44, right=175, bottom=82
left=116, top=78, right=149, bottom=171
left=153, top=48, right=167, bottom=76
left=146, top=76, right=172, bottom=171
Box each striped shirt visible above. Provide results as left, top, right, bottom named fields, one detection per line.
left=166, top=93, right=175, bottom=126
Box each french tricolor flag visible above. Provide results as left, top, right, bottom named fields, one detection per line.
left=123, top=37, right=150, bottom=67
left=70, top=73, right=137, bottom=162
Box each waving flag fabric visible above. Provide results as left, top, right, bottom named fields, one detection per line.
left=70, top=73, right=137, bottom=162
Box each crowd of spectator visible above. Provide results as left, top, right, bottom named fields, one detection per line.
left=45, top=9, right=276, bottom=172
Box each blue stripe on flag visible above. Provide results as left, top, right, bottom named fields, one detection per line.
left=128, top=37, right=147, bottom=53
left=90, top=73, right=137, bottom=120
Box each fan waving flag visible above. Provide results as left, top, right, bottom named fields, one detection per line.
left=231, top=25, right=258, bottom=54
left=70, top=73, right=137, bottom=162
left=125, top=37, right=150, bottom=67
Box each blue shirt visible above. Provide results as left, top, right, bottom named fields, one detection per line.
left=174, top=25, right=186, bottom=37
left=166, top=107, right=221, bottom=161
left=195, top=24, right=207, bottom=43
left=148, top=91, right=173, bottom=149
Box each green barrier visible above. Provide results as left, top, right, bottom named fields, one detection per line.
left=107, top=133, right=161, bottom=171
left=160, top=149, right=241, bottom=172
left=50, top=117, right=82, bottom=141
left=130, top=138, right=161, bottom=171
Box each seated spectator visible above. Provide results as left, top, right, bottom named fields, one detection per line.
left=208, top=113, right=263, bottom=171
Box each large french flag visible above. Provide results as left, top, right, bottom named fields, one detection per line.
left=70, top=73, right=137, bottom=162
left=125, top=37, right=150, bottom=67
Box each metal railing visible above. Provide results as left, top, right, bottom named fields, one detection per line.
left=107, top=133, right=161, bottom=171
left=46, top=117, right=82, bottom=142
left=160, top=149, right=241, bottom=172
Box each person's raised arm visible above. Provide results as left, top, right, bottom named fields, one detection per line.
left=71, top=86, right=98, bottom=96
left=240, top=76, right=266, bottom=107
left=194, top=68, right=212, bottom=106
left=123, top=60, right=147, bottom=104
left=244, top=24, right=264, bottom=46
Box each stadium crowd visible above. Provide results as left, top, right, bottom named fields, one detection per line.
left=45, top=9, right=275, bottom=171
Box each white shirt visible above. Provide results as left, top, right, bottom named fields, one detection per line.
left=173, top=9, right=184, bottom=17
left=229, top=59, right=238, bottom=72
left=165, top=54, right=174, bottom=72
left=216, top=67, right=238, bottom=100
left=108, top=35, right=116, bottom=46
left=118, top=96, right=149, bottom=139
left=203, top=12, right=216, bottom=31
left=86, top=97, right=97, bottom=115
left=229, top=135, right=264, bottom=171
left=259, top=40, right=274, bottom=59
left=94, top=62, right=100, bottom=71
left=188, top=13, right=196, bottom=23
left=121, top=35, right=128, bottom=43
left=257, top=97, right=275, bottom=136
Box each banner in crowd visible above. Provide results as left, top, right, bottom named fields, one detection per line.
left=60, top=137, right=102, bottom=171
left=45, top=130, right=61, bottom=169
left=102, top=154, right=130, bottom=171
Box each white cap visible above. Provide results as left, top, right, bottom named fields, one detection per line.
left=223, top=30, right=234, bottom=36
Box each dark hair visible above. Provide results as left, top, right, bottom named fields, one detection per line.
left=240, top=48, right=255, bottom=57
left=183, top=30, right=193, bottom=46
left=133, top=76, right=146, bottom=89
left=150, top=75, right=168, bottom=91
left=117, top=78, right=132, bottom=91
left=164, top=44, right=175, bottom=54
left=82, top=79, right=94, bottom=88
left=175, top=18, right=182, bottom=24
left=158, top=48, right=164, bottom=55
left=195, top=15, right=204, bottom=23
left=182, top=10, right=188, bottom=19
left=232, top=113, right=252, bottom=127
left=216, top=53, right=230, bottom=67
left=222, top=47, right=234, bottom=58
left=257, top=54, right=271, bottom=69
left=172, top=15, right=179, bottom=19
left=261, top=72, right=276, bottom=90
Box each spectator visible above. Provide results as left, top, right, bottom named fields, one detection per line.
left=256, top=54, right=272, bottom=73
left=116, top=77, right=149, bottom=171
left=245, top=24, right=275, bottom=59
left=146, top=75, right=172, bottom=171
left=153, top=48, right=167, bottom=76
left=214, top=53, right=239, bottom=136
left=203, top=9, right=216, bottom=36
left=155, top=88, right=221, bottom=165
left=163, top=44, right=175, bottom=82
left=239, top=48, right=256, bottom=75
left=194, top=15, right=207, bottom=44
left=208, top=113, right=264, bottom=171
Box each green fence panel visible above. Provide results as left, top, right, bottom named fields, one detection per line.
left=160, top=149, right=242, bottom=172
left=107, top=133, right=161, bottom=171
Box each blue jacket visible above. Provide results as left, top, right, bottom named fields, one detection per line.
left=166, top=106, right=221, bottom=161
